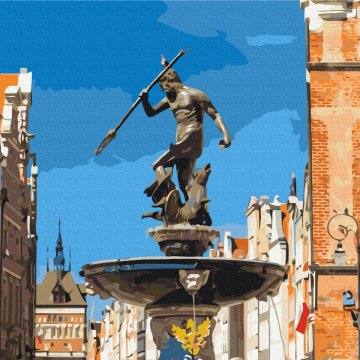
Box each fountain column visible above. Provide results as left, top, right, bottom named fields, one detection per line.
left=147, top=304, right=220, bottom=360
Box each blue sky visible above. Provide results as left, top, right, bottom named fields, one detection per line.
left=1, top=1, right=307, bottom=318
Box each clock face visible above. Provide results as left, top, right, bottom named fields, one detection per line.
left=327, top=213, right=358, bottom=242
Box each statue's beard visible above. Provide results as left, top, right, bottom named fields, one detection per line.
left=166, top=89, right=177, bottom=102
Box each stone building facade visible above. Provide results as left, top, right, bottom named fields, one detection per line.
left=0, top=69, right=38, bottom=359
left=209, top=233, right=247, bottom=360
left=87, top=300, right=148, bottom=360
left=35, top=225, right=87, bottom=359
left=242, top=169, right=313, bottom=360
left=301, top=0, right=360, bottom=358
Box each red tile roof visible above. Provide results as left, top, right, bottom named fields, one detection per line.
left=232, top=238, right=248, bottom=259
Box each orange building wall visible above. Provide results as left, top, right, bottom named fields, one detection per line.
left=306, top=2, right=360, bottom=358
left=315, top=276, right=358, bottom=359
left=310, top=71, right=360, bottom=265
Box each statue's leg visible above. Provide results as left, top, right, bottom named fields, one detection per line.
left=176, top=158, right=196, bottom=201
left=153, top=147, right=177, bottom=172
left=145, top=149, right=176, bottom=197
left=155, top=166, right=167, bottom=182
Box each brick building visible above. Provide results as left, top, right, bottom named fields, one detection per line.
left=302, top=0, right=360, bottom=358
left=35, top=222, right=87, bottom=359
left=0, top=69, right=38, bottom=359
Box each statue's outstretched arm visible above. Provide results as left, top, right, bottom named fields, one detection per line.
left=140, top=91, right=169, bottom=117
left=201, top=94, right=232, bottom=148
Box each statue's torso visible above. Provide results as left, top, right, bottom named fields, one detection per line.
left=169, top=87, right=204, bottom=143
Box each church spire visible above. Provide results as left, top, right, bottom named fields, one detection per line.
left=54, top=218, right=65, bottom=271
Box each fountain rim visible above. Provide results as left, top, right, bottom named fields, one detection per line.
left=81, top=256, right=288, bottom=275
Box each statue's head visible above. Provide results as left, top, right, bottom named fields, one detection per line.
left=158, top=68, right=182, bottom=94
left=158, top=54, right=182, bottom=95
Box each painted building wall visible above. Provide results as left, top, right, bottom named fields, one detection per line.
left=243, top=169, right=313, bottom=360
left=35, top=309, right=86, bottom=356
left=302, top=0, right=360, bottom=358
left=0, top=69, right=37, bottom=359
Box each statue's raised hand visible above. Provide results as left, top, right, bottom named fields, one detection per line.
left=219, top=137, right=231, bottom=149
left=139, top=89, right=149, bottom=99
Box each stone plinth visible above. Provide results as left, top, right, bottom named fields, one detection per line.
left=148, top=224, right=220, bottom=256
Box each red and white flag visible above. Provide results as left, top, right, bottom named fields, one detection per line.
left=296, top=301, right=310, bottom=334
left=36, top=329, right=44, bottom=344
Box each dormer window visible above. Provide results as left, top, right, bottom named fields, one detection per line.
left=52, top=285, right=67, bottom=304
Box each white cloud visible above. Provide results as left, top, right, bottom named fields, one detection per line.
left=246, top=35, right=297, bottom=46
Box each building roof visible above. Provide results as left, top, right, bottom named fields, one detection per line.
left=36, top=270, right=87, bottom=307
left=232, top=238, right=248, bottom=259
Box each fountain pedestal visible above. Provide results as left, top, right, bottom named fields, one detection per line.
left=148, top=304, right=220, bottom=360
left=149, top=224, right=219, bottom=256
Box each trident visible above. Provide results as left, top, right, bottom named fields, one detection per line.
left=95, top=49, right=187, bottom=155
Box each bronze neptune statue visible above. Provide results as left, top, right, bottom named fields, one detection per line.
left=96, top=50, right=231, bottom=231
left=139, top=54, right=231, bottom=227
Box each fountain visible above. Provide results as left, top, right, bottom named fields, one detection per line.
left=83, top=51, right=287, bottom=359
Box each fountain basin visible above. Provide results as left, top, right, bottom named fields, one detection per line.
left=82, top=257, right=287, bottom=308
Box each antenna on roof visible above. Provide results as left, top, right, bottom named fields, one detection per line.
left=69, top=247, right=71, bottom=272
left=46, top=247, right=49, bottom=272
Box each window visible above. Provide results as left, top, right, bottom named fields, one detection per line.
left=247, top=310, right=258, bottom=337
left=259, top=300, right=269, bottom=314
left=52, top=285, right=67, bottom=304
left=2, top=275, right=8, bottom=324
left=59, top=316, right=63, bottom=322
left=44, top=328, right=52, bottom=340
left=259, top=320, right=269, bottom=351
left=74, top=325, right=80, bottom=338
left=3, top=229, right=8, bottom=250
left=8, top=277, right=14, bottom=323
left=15, top=280, right=20, bottom=326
